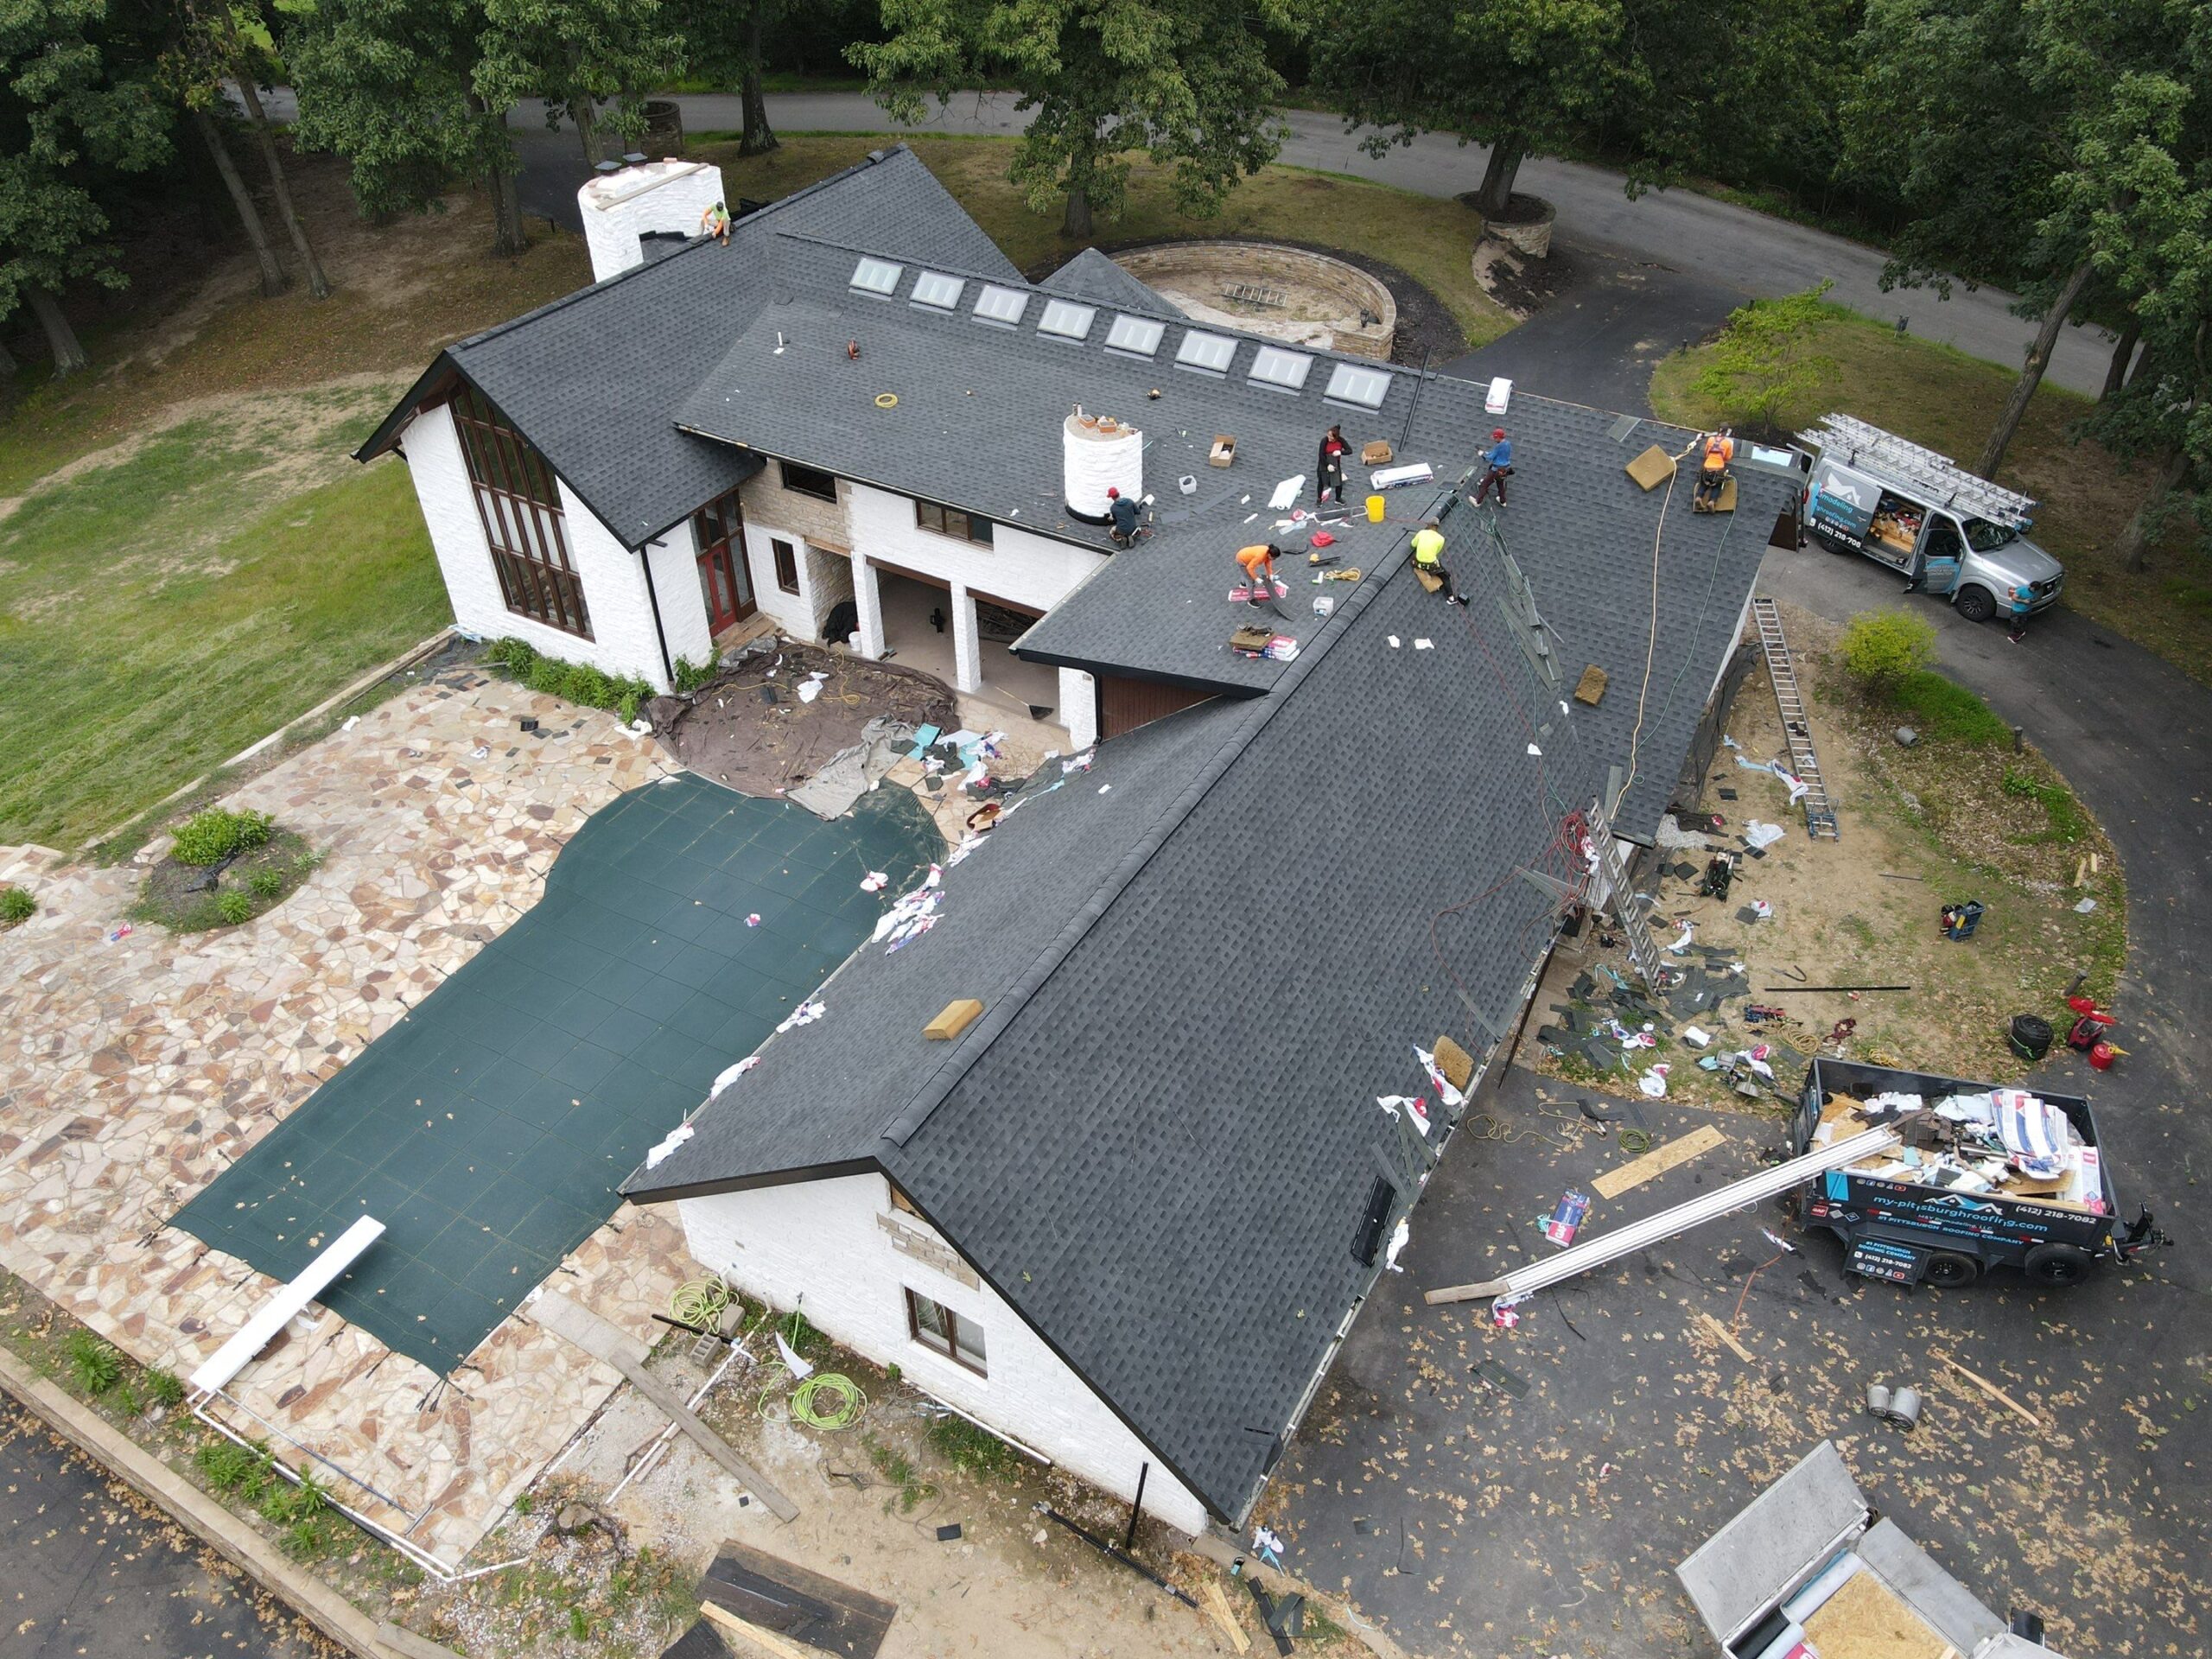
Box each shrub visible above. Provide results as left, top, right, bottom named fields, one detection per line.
left=216, top=890, right=253, bottom=925
left=673, top=650, right=721, bottom=695
left=147, top=1367, right=185, bottom=1408
left=925, top=1412, right=1028, bottom=1483
left=512, top=1491, right=534, bottom=1516
left=1688, top=281, right=1838, bottom=429
left=171, top=808, right=274, bottom=867
left=195, top=1438, right=276, bottom=1497
left=1890, top=671, right=2012, bottom=747
left=1839, top=609, right=1937, bottom=696
left=0, top=886, right=33, bottom=925
left=250, top=868, right=285, bottom=897
left=499, top=641, right=654, bottom=721
left=66, top=1330, right=122, bottom=1395
left=486, top=636, right=540, bottom=673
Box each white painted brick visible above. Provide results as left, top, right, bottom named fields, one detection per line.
left=677, top=1176, right=1210, bottom=1535
left=845, top=482, right=1104, bottom=614
left=578, top=161, right=728, bottom=283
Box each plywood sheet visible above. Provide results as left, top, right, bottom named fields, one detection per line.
left=1801, top=1567, right=1952, bottom=1659
left=1626, top=445, right=1677, bottom=490
left=1592, top=1123, right=1728, bottom=1198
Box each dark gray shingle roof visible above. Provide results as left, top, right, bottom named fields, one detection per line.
left=1038, top=246, right=1185, bottom=316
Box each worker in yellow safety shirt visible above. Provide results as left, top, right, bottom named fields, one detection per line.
left=1694, top=427, right=1734, bottom=508
left=1411, top=520, right=1462, bottom=605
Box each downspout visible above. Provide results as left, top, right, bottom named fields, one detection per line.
left=639, top=544, right=676, bottom=689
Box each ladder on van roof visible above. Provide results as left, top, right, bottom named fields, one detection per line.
left=1752, top=598, right=1841, bottom=841
left=1797, top=413, right=2037, bottom=530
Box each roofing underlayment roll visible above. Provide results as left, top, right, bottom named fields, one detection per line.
left=1064, top=410, right=1143, bottom=523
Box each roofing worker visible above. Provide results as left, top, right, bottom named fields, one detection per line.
left=2006, top=582, right=2034, bottom=645
left=1316, top=423, right=1351, bottom=508
left=700, top=200, right=733, bottom=245
left=1236, top=543, right=1286, bottom=604
left=1106, top=486, right=1143, bottom=547
left=1475, top=429, right=1513, bottom=506
left=1411, top=519, right=1462, bottom=604
left=1694, top=427, right=1735, bottom=508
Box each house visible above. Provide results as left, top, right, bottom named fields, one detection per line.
left=361, top=146, right=1789, bottom=1540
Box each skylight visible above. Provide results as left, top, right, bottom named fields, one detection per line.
left=974, top=284, right=1028, bottom=327
left=850, top=257, right=903, bottom=296
left=1104, top=315, right=1166, bottom=358
left=911, top=270, right=965, bottom=310
left=1249, top=346, right=1313, bottom=391
left=1325, top=362, right=1392, bottom=409
left=1039, top=299, right=1097, bottom=340
left=1175, top=331, right=1236, bottom=375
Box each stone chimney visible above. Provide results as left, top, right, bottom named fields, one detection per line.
left=577, top=158, right=729, bottom=283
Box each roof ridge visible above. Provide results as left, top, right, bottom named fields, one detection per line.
left=878, top=475, right=1471, bottom=1151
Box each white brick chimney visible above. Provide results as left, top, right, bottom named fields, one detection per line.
left=578, top=159, right=729, bottom=283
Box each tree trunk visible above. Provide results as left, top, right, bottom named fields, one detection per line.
left=0, top=336, right=16, bottom=378
left=26, top=289, right=87, bottom=376
left=1060, top=183, right=1092, bottom=239
left=2114, top=442, right=2192, bottom=573
left=739, top=3, right=776, bottom=159
left=230, top=66, right=332, bottom=298
left=2100, top=315, right=2141, bottom=401
left=1977, top=255, right=2095, bottom=478
left=192, top=108, right=288, bottom=296
left=473, top=96, right=528, bottom=256
left=575, top=97, right=601, bottom=168
left=1473, top=140, right=1525, bottom=219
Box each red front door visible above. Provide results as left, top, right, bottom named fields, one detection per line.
left=692, top=488, right=755, bottom=634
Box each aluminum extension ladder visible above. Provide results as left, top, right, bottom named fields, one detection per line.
left=1751, top=597, right=1840, bottom=841
left=1590, top=806, right=1666, bottom=987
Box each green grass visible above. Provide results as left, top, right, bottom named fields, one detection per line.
left=1651, top=303, right=2210, bottom=682
left=924, top=1410, right=1029, bottom=1483
left=692, top=133, right=1516, bottom=346
left=0, top=402, right=445, bottom=849
left=1888, top=669, right=2014, bottom=747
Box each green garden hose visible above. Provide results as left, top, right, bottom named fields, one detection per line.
left=671, top=1275, right=730, bottom=1329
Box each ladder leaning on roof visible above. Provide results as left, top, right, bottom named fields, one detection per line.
left=1751, top=598, right=1840, bottom=842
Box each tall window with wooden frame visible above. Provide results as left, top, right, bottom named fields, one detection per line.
left=691, top=487, right=754, bottom=634
left=904, top=1288, right=987, bottom=1375
left=449, top=385, right=591, bottom=639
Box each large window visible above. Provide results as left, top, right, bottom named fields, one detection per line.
left=691, top=488, right=754, bottom=632
left=779, top=461, right=838, bottom=502
left=905, top=1288, right=987, bottom=1374
left=450, top=385, right=589, bottom=638
left=916, top=499, right=993, bottom=546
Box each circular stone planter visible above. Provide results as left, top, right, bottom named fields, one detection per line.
left=1110, top=241, right=1397, bottom=358
left=1478, top=194, right=1557, bottom=260
left=642, top=99, right=684, bottom=156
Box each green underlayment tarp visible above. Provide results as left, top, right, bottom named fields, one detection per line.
left=174, top=772, right=936, bottom=1374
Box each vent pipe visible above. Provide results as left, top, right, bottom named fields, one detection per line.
left=1062, top=406, right=1143, bottom=524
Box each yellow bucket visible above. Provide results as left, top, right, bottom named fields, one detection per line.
left=1365, top=494, right=1385, bottom=524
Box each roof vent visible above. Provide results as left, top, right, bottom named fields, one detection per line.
left=622, top=151, right=647, bottom=167
left=1063, top=406, right=1143, bottom=524
left=594, top=159, right=620, bottom=175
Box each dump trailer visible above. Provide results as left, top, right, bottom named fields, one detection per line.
left=1794, top=1057, right=2158, bottom=1289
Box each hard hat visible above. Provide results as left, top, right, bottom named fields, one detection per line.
left=1492, top=428, right=1505, bottom=440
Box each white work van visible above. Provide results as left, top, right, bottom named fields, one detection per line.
left=1796, top=414, right=2064, bottom=624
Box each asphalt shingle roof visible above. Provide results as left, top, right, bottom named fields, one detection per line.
left=359, top=147, right=1021, bottom=549
left=1038, top=246, right=1186, bottom=316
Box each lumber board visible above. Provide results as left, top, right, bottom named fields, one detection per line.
left=701, top=1599, right=814, bottom=1659
left=1201, top=1579, right=1252, bottom=1653
left=1933, top=1351, right=2044, bottom=1430
left=1697, top=1312, right=1754, bottom=1363
left=1592, top=1124, right=1728, bottom=1198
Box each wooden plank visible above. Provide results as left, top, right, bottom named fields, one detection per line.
left=377, top=1620, right=467, bottom=1659
left=529, top=1292, right=800, bottom=1521
left=1697, top=1312, right=1754, bottom=1363
left=1591, top=1124, right=1728, bottom=1199
left=1933, top=1351, right=2044, bottom=1431
left=701, top=1599, right=814, bottom=1659
left=1201, top=1580, right=1252, bottom=1653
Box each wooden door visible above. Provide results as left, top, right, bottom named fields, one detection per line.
left=692, top=488, right=755, bottom=633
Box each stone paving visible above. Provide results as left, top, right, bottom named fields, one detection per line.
left=0, top=667, right=698, bottom=1567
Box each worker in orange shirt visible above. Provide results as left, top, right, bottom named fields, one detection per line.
left=1236, top=543, right=1285, bottom=604
left=1694, top=427, right=1734, bottom=510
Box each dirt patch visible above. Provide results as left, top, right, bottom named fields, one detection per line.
left=1459, top=190, right=1552, bottom=226
left=662, top=642, right=958, bottom=799
left=1471, top=238, right=1583, bottom=321
left=130, top=825, right=321, bottom=934
left=1522, top=600, right=2125, bottom=1112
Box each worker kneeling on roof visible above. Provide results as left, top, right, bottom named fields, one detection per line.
left=1106, top=486, right=1143, bottom=547
left=1411, top=519, right=1463, bottom=605
left=1694, top=427, right=1734, bottom=508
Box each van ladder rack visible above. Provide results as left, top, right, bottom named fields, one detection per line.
left=1752, top=597, right=1840, bottom=841
left=1796, top=413, right=2037, bottom=530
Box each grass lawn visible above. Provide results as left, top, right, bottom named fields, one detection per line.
left=695, top=132, right=1517, bottom=347
left=1650, top=303, right=2209, bottom=681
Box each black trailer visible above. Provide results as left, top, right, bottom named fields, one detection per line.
left=1791, top=1058, right=2157, bottom=1288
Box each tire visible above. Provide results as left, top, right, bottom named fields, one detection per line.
left=1923, top=1250, right=1981, bottom=1288
left=1955, top=585, right=1998, bottom=623
left=2024, top=1243, right=2094, bottom=1286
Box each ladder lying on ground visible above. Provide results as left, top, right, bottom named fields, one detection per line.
left=1751, top=597, right=1840, bottom=841
left=1423, top=1126, right=1902, bottom=1305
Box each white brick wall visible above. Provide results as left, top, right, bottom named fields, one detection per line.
left=398, top=401, right=684, bottom=693
left=643, top=518, right=715, bottom=674
left=579, top=160, right=728, bottom=283
left=845, top=482, right=1106, bottom=615
left=677, top=1174, right=1211, bottom=1535
left=1058, top=668, right=1098, bottom=749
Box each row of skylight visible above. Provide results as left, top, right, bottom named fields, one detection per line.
left=848, top=255, right=1394, bottom=410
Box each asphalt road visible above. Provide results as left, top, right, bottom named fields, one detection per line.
left=484, top=88, right=2120, bottom=396
left=0, top=1402, right=323, bottom=1659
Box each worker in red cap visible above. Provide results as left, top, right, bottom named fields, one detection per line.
left=1476, top=429, right=1513, bottom=506
left=1106, top=486, right=1144, bottom=547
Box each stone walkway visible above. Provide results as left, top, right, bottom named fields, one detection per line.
left=0, top=667, right=697, bottom=1567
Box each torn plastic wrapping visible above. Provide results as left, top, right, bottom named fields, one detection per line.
left=1813, top=1085, right=2106, bottom=1210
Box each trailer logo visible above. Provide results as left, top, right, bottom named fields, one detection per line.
left=1925, top=1193, right=2003, bottom=1215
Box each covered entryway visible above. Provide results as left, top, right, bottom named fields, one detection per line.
left=693, top=488, right=756, bottom=636
left=869, top=561, right=1062, bottom=721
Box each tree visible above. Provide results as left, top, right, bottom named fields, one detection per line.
left=854, top=0, right=1299, bottom=238
left=194, top=1, right=332, bottom=297
left=1689, top=283, right=1840, bottom=434
left=675, top=0, right=780, bottom=156
left=476, top=0, right=685, bottom=169
left=0, top=0, right=173, bottom=376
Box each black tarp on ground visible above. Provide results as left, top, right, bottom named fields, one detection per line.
left=174, top=772, right=935, bottom=1372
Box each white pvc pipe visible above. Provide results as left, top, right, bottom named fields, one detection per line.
left=188, top=1216, right=385, bottom=1395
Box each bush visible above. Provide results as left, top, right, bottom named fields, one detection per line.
left=1890, top=671, right=2013, bottom=747
left=486, top=636, right=539, bottom=673
left=0, top=886, right=33, bottom=925
left=1689, top=281, right=1839, bottom=429
left=147, top=1367, right=185, bottom=1408
left=249, top=868, right=285, bottom=897
left=66, top=1330, right=122, bottom=1395
left=215, top=890, right=253, bottom=925
left=195, top=1438, right=264, bottom=1494
left=673, top=650, right=721, bottom=695
left=171, top=808, right=274, bottom=867
left=1839, top=609, right=1937, bottom=695
left=506, top=646, right=653, bottom=721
